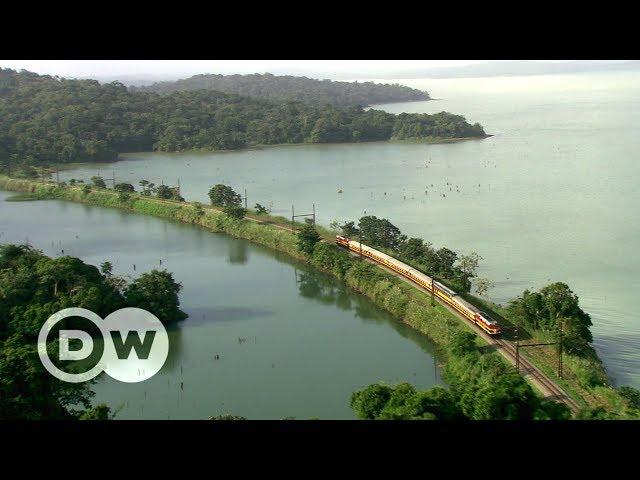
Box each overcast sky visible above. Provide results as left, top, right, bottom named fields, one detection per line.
left=0, top=60, right=486, bottom=78
left=0, top=60, right=626, bottom=84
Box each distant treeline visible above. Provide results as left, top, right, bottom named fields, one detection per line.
left=0, top=69, right=485, bottom=166
left=131, top=72, right=431, bottom=106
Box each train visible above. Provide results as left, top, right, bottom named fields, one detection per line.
left=335, top=235, right=502, bottom=335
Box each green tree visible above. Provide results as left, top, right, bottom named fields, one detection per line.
left=208, top=184, right=242, bottom=207
left=91, top=176, right=106, bottom=188
left=124, top=270, right=187, bottom=325
left=618, top=386, right=640, bottom=409
left=79, top=404, right=111, bottom=420
left=254, top=203, right=268, bottom=214
left=296, top=219, right=321, bottom=255
left=223, top=205, right=247, bottom=219
left=340, top=221, right=360, bottom=238
left=350, top=383, right=393, bottom=419
left=192, top=202, right=205, bottom=217
left=100, top=261, right=113, bottom=276
left=357, top=216, right=404, bottom=250
left=155, top=185, right=173, bottom=199
left=508, top=282, right=593, bottom=354
left=114, top=182, right=134, bottom=193
left=473, top=277, right=494, bottom=297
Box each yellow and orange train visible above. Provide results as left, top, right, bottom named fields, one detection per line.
left=335, top=235, right=502, bottom=335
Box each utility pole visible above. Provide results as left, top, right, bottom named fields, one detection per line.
left=558, top=319, right=563, bottom=379
left=291, top=204, right=316, bottom=232
left=244, top=188, right=248, bottom=210
left=55, top=166, right=59, bottom=185
left=431, top=276, right=435, bottom=306
left=515, top=327, right=520, bottom=374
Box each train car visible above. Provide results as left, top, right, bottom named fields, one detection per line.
left=335, top=235, right=502, bottom=335
left=475, top=311, right=501, bottom=335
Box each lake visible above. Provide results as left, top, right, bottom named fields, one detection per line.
left=57, top=71, right=640, bottom=388
left=0, top=190, right=442, bottom=419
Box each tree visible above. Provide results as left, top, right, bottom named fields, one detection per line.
left=350, top=382, right=462, bottom=420
left=357, top=216, right=404, bottom=250
left=296, top=219, right=321, bottom=255
left=114, top=182, right=134, bottom=193
left=340, top=221, right=360, bottom=238
left=254, top=203, right=269, bottom=215
left=619, top=386, right=640, bottom=410
left=209, top=414, right=247, bottom=420
left=139, top=180, right=156, bottom=196
left=0, top=69, right=484, bottom=166
left=155, top=185, right=173, bottom=199
left=192, top=202, right=205, bottom=217
left=90, top=176, right=106, bottom=188
left=100, top=261, right=113, bottom=276
left=0, top=245, right=129, bottom=419
left=457, top=252, right=482, bottom=277
left=124, top=270, right=187, bottom=325
left=79, top=404, right=111, bottom=420
left=208, top=184, right=242, bottom=207
left=473, top=277, right=494, bottom=297
left=223, top=205, right=247, bottom=219
left=350, top=383, right=393, bottom=419
left=508, top=282, right=593, bottom=354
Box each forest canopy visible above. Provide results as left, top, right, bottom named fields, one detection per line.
left=131, top=72, right=431, bottom=106
left=0, top=69, right=486, bottom=167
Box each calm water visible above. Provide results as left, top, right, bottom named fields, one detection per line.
left=58, top=71, right=640, bottom=387
left=0, top=190, right=442, bottom=419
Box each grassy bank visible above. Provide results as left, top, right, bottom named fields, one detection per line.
left=1, top=175, right=634, bottom=417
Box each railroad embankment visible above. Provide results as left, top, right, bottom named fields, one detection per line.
left=1, top=175, right=635, bottom=418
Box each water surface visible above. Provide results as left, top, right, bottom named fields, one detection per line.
left=57, top=71, right=640, bottom=387
left=0, top=190, right=441, bottom=419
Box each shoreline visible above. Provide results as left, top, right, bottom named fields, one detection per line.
left=1, top=175, right=630, bottom=416
left=48, top=135, right=491, bottom=169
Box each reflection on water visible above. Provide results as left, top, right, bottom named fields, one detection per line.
left=0, top=191, right=441, bottom=419
left=56, top=71, right=640, bottom=387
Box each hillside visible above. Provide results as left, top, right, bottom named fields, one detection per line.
left=0, top=69, right=483, bottom=166
left=131, top=73, right=430, bottom=106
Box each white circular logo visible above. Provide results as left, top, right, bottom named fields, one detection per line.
left=38, top=307, right=169, bottom=383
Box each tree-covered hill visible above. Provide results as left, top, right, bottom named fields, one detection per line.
left=131, top=72, right=430, bottom=106
left=0, top=69, right=485, bottom=167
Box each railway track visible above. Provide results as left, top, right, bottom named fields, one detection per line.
left=354, top=251, right=581, bottom=413
left=79, top=189, right=582, bottom=412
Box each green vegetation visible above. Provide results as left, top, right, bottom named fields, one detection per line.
left=0, top=243, right=187, bottom=419
left=296, top=219, right=322, bottom=255
left=254, top=203, right=269, bottom=215
left=209, top=414, right=248, bottom=420
left=351, top=332, right=571, bottom=420
left=91, top=176, right=106, bottom=189
left=223, top=204, right=247, bottom=220
left=2, top=175, right=636, bottom=419
left=132, top=72, right=431, bottom=106
left=508, top=283, right=593, bottom=354
left=0, top=69, right=485, bottom=168
left=208, top=184, right=243, bottom=207
left=339, top=216, right=483, bottom=293
left=156, top=184, right=184, bottom=201
left=122, top=270, right=188, bottom=324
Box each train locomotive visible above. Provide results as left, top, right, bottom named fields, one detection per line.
left=335, top=235, right=502, bottom=335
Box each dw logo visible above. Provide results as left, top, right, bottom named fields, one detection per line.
left=38, top=307, right=169, bottom=383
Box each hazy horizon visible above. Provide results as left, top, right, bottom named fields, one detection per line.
left=1, top=60, right=637, bottom=86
